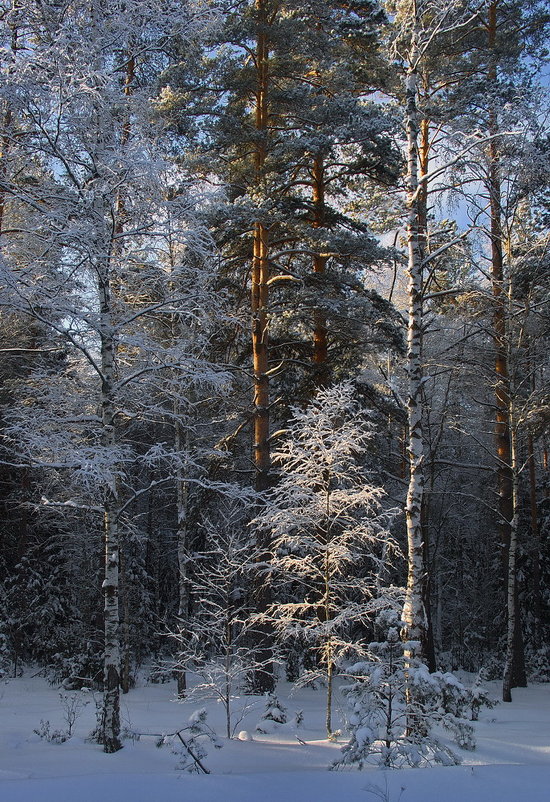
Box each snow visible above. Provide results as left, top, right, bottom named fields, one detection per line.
left=1, top=674, right=549, bottom=802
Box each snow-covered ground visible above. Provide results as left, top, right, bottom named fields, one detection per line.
left=1, top=672, right=549, bottom=802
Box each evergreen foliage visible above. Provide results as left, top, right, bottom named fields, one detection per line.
left=0, top=0, right=547, bottom=764
left=333, top=614, right=480, bottom=769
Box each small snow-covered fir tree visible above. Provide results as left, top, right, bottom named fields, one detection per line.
left=255, top=693, right=303, bottom=735
left=255, top=694, right=287, bottom=734
left=333, top=611, right=477, bottom=769
left=469, top=669, right=499, bottom=721
left=254, top=382, right=399, bottom=738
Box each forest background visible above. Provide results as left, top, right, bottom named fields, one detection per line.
left=0, top=0, right=548, bottom=757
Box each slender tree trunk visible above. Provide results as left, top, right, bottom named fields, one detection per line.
left=175, top=421, right=190, bottom=697
left=99, top=271, right=122, bottom=753
left=417, top=88, right=436, bottom=671
left=250, top=0, right=274, bottom=693
left=252, top=217, right=270, bottom=494
left=502, top=410, right=520, bottom=702
left=527, top=431, right=542, bottom=648
left=99, top=44, right=136, bottom=719
left=323, top=481, right=333, bottom=738
left=251, top=1, right=271, bottom=495
left=402, top=47, right=428, bottom=654
left=543, top=444, right=549, bottom=497
left=114, top=52, right=134, bottom=231
left=0, top=18, right=17, bottom=235
left=311, top=155, right=329, bottom=388
left=486, top=0, right=525, bottom=689
left=119, top=550, right=131, bottom=694
left=525, top=307, right=542, bottom=647
left=225, top=610, right=232, bottom=739
left=420, top=484, right=437, bottom=672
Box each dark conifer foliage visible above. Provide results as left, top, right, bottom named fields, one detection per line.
left=0, top=0, right=548, bottom=754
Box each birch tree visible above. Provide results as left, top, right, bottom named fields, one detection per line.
left=386, top=0, right=484, bottom=665
left=0, top=0, right=224, bottom=751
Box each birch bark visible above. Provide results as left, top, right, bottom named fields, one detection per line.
left=98, top=266, right=122, bottom=753
left=401, top=37, right=428, bottom=653
left=502, top=405, right=519, bottom=702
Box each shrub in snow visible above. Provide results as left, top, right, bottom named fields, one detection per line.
left=34, top=719, right=70, bottom=744
left=332, top=616, right=477, bottom=769
left=157, top=708, right=222, bottom=774
left=255, top=693, right=303, bottom=735
left=525, top=646, right=550, bottom=683
left=171, top=499, right=265, bottom=739
left=34, top=692, right=89, bottom=743
left=468, top=668, right=498, bottom=721
left=53, top=645, right=103, bottom=690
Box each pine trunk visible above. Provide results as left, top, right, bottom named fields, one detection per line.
left=528, top=431, right=542, bottom=648
left=312, top=155, right=329, bottom=388
left=486, top=0, right=525, bottom=690
left=250, top=0, right=274, bottom=693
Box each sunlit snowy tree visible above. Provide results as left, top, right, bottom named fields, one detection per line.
left=254, top=382, right=399, bottom=738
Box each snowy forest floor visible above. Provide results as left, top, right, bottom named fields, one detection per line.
left=1, top=671, right=549, bottom=802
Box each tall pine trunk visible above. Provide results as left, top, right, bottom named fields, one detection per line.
left=502, top=406, right=520, bottom=702
left=311, top=155, right=329, bottom=388
left=250, top=0, right=274, bottom=693
left=485, top=0, right=526, bottom=697
left=0, top=18, right=17, bottom=235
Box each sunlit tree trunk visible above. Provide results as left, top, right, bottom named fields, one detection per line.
left=250, top=0, right=274, bottom=693
left=401, top=34, right=428, bottom=655
left=311, top=155, right=329, bottom=388
left=502, top=407, right=520, bottom=702
left=251, top=0, right=270, bottom=496
left=0, top=15, right=17, bottom=235
left=417, top=77, right=436, bottom=672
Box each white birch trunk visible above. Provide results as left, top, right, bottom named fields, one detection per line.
left=502, top=407, right=520, bottom=702
left=401, top=52, right=428, bottom=653
left=323, top=479, right=333, bottom=739
left=175, top=420, right=190, bottom=697
left=99, top=269, right=122, bottom=753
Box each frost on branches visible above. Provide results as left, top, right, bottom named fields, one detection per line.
left=254, top=382, right=400, bottom=738
left=333, top=612, right=484, bottom=770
